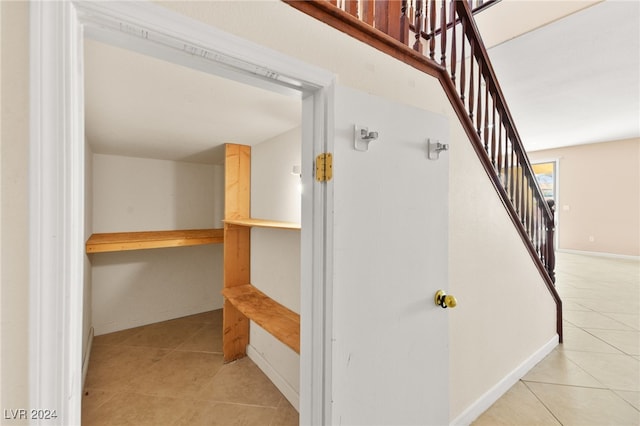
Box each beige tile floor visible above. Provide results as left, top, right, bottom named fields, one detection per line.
left=84, top=252, right=638, bottom=425
left=473, top=252, right=640, bottom=426
left=82, top=310, right=298, bottom=425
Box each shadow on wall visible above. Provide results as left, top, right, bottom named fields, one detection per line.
left=171, top=160, right=223, bottom=231
left=176, top=145, right=226, bottom=230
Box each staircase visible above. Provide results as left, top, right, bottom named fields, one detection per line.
left=284, top=0, right=562, bottom=342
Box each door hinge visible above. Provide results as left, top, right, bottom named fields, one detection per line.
left=315, top=152, right=333, bottom=182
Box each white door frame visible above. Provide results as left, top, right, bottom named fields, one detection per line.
left=29, top=1, right=334, bottom=424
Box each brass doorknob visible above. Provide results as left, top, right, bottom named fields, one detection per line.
left=435, top=290, right=457, bottom=309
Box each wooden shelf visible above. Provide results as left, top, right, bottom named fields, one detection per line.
left=222, top=145, right=301, bottom=362
left=224, top=218, right=301, bottom=230
left=86, top=228, right=224, bottom=253
left=222, top=284, right=300, bottom=354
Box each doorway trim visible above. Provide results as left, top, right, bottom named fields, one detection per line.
left=531, top=158, right=561, bottom=248
left=29, top=1, right=334, bottom=424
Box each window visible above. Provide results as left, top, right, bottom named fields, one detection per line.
left=532, top=161, right=556, bottom=201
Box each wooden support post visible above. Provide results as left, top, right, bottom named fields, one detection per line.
left=224, top=143, right=251, bottom=220
left=385, top=0, right=403, bottom=41
left=222, top=302, right=250, bottom=361
left=374, top=0, right=389, bottom=35
left=223, top=143, right=252, bottom=362
left=400, top=0, right=410, bottom=45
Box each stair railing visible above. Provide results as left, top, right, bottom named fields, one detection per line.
left=284, top=0, right=561, bottom=341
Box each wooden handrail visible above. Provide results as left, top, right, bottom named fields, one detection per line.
left=283, top=0, right=561, bottom=342
left=453, top=1, right=557, bottom=283
left=456, top=1, right=552, bottom=220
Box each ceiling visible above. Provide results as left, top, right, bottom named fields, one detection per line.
left=84, top=39, right=301, bottom=164
left=84, top=0, right=639, bottom=162
left=481, top=0, right=640, bottom=151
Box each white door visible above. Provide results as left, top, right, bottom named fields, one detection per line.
left=330, top=86, right=450, bottom=425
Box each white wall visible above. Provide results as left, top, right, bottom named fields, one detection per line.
left=1, top=0, right=29, bottom=416
left=92, top=154, right=223, bottom=233
left=529, top=138, right=640, bottom=257
left=90, top=154, right=224, bottom=334
left=448, top=120, right=557, bottom=421
left=249, top=127, right=302, bottom=409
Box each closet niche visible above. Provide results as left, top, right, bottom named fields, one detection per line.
left=87, top=153, right=226, bottom=335
left=86, top=130, right=302, bottom=409
left=223, top=133, right=302, bottom=408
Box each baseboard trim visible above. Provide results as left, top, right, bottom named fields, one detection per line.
left=93, top=303, right=223, bottom=335
left=450, top=335, right=558, bottom=426
left=559, top=249, right=639, bottom=261
left=247, top=344, right=299, bottom=412
left=82, top=327, right=94, bottom=390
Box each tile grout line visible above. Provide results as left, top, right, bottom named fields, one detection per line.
left=610, top=390, right=640, bottom=414
left=84, top=311, right=297, bottom=424
left=473, top=254, right=639, bottom=425
left=520, top=380, right=565, bottom=426
left=579, top=328, right=639, bottom=356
